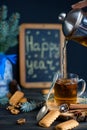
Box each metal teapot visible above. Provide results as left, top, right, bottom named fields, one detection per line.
left=58, top=9, right=87, bottom=47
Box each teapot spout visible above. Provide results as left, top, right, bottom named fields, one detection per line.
left=58, top=13, right=66, bottom=22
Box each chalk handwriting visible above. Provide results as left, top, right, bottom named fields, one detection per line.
left=25, top=29, right=60, bottom=81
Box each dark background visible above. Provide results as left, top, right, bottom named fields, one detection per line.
left=0, top=0, right=87, bottom=85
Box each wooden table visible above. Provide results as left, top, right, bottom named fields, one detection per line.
left=0, top=88, right=87, bottom=130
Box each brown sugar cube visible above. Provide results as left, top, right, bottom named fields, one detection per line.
left=6, top=105, right=15, bottom=110
left=9, top=91, right=24, bottom=106
left=17, top=118, right=26, bottom=125
left=55, top=119, right=79, bottom=130
left=10, top=108, right=20, bottom=115
left=39, top=110, right=60, bottom=128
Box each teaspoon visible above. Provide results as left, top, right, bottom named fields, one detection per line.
left=36, top=72, right=59, bottom=121
left=36, top=102, right=69, bottom=122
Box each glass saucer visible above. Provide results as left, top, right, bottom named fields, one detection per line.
left=77, top=97, right=87, bottom=104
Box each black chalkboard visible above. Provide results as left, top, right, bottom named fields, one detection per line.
left=19, top=24, right=66, bottom=88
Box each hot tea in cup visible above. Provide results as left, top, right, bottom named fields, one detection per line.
left=54, top=73, right=86, bottom=105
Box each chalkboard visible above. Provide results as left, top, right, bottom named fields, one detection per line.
left=19, top=23, right=66, bottom=88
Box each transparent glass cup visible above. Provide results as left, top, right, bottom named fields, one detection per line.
left=53, top=73, right=86, bottom=105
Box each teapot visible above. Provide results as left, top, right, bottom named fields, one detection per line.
left=58, top=9, right=87, bottom=47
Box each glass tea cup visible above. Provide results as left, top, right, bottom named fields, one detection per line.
left=53, top=73, right=86, bottom=105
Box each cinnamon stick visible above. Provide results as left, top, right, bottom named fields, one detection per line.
left=69, top=109, right=87, bottom=113
left=69, top=104, right=87, bottom=110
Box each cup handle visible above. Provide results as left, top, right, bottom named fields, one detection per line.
left=77, top=79, right=86, bottom=97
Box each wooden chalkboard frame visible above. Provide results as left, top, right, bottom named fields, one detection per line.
left=19, top=23, right=66, bottom=88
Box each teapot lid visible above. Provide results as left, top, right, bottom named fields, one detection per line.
left=59, top=9, right=83, bottom=37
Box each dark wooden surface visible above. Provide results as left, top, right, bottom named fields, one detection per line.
left=0, top=88, right=87, bottom=130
